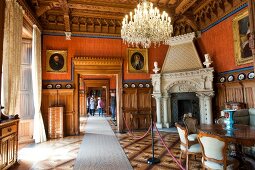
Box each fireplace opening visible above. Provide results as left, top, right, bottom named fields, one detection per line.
left=171, top=92, right=200, bottom=124
left=178, top=100, right=193, bottom=120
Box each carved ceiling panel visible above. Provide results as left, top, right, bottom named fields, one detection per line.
left=23, top=0, right=248, bottom=36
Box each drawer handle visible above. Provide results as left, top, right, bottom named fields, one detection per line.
left=8, top=128, right=12, bottom=132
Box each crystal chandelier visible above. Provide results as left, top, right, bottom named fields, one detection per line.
left=121, top=0, right=173, bottom=48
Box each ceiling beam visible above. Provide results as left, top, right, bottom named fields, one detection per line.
left=58, top=0, right=70, bottom=32
left=69, top=3, right=131, bottom=14
left=175, top=0, right=197, bottom=15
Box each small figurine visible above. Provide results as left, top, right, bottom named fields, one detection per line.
left=203, top=54, right=213, bottom=68
left=153, top=61, right=160, bottom=73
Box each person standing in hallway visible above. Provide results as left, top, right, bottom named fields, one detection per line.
left=89, top=95, right=96, bottom=116
left=110, top=93, right=116, bottom=120
left=97, top=97, right=105, bottom=117
left=86, top=95, right=91, bottom=115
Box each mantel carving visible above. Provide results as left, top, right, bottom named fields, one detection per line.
left=166, top=32, right=196, bottom=46
left=163, top=68, right=214, bottom=93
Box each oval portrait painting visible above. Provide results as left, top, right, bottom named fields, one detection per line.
left=131, top=52, right=144, bottom=70
left=49, top=53, right=64, bottom=71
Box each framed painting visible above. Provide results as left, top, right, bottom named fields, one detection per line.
left=233, top=10, right=253, bottom=65
left=46, top=50, right=67, bottom=72
left=127, top=48, right=148, bottom=73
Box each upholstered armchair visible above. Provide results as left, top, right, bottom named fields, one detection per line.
left=197, top=131, right=239, bottom=170
left=175, top=123, right=201, bottom=169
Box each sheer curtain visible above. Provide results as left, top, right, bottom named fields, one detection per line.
left=32, top=25, right=46, bottom=143
left=1, top=0, right=23, bottom=115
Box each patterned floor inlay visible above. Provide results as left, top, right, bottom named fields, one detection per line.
left=108, top=120, right=202, bottom=170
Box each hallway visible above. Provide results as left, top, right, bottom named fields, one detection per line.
left=74, top=116, right=132, bottom=170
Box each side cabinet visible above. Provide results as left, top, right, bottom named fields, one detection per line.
left=0, top=119, right=19, bottom=170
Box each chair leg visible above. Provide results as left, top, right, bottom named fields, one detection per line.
left=186, top=154, right=189, bottom=170
left=179, top=151, right=183, bottom=161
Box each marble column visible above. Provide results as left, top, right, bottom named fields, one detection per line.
left=154, top=95, right=162, bottom=128
left=197, top=93, right=205, bottom=124
left=196, top=91, right=214, bottom=124
left=162, top=96, right=169, bottom=128
left=204, top=92, right=214, bottom=124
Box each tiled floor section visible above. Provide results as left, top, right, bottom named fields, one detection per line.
left=108, top=120, right=202, bottom=170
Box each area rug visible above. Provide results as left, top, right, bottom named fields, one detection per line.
left=74, top=116, right=133, bottom=170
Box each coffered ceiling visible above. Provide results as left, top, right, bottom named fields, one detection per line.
left=24, top=0, right=247, bottom=36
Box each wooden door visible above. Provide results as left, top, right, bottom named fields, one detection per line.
left=122, top=87, right=152, bottom=130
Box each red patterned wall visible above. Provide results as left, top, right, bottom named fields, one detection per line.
left=198, top=8, right=252, bottom=73
left=42, top=35, right=168, bottom=81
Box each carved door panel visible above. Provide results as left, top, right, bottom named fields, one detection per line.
left=137, top=88, right=151, bottom=110
left=123, top=89, right=137, bottom=110
left=58, top=89, right=74, bottom=135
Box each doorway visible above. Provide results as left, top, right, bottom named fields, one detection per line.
left=73, top=56, right=123, bottom=134
left=79, top=79, right=110, bottom=117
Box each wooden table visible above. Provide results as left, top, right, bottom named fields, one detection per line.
left=198, top=124, right=255, bottom=146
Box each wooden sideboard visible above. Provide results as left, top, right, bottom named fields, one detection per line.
left=0, top=119, right=19, bottom=170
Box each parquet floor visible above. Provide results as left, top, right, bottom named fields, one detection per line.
left=12, top=116, right=202, bottom=170
left=109, top=120, right=202, bottom=170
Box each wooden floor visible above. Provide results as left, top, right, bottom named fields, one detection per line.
left=11, top=116, right=203, bottom=170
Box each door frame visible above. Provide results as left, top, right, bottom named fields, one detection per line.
left=73, top=56, right=123, bottom=134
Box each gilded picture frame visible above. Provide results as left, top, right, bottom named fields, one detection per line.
left=46, top=50, right=67, bottom=72
left=233, top=10, right=253, bottom=65
left=128, top=48, right=148, bottom=73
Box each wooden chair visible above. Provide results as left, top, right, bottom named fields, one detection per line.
left=183, top=116, right=198, bottom=142
left=197, top=131, right=239, bottom=170
left=175, top=122, right=201, bottom=169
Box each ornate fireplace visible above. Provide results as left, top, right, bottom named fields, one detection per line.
left=151, top=32, right=214, bottom=128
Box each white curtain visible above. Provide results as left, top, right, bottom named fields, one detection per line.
left=32, top=25, right=46, bottom=143
left=1, top=0, right=23, bottom=115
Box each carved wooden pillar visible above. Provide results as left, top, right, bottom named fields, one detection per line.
left=248, top=0, right=255, bottom=72
left=0, top=0, right=5, bottom=110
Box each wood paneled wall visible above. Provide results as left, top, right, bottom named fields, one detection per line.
left=42, top=89, right=75, bottom=136
left=216, top=80, right=255, bottom=116
left=122, top=87, right=153, bottom=130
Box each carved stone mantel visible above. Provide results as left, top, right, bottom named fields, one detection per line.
left=152, top=68, right=214, bottom=127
